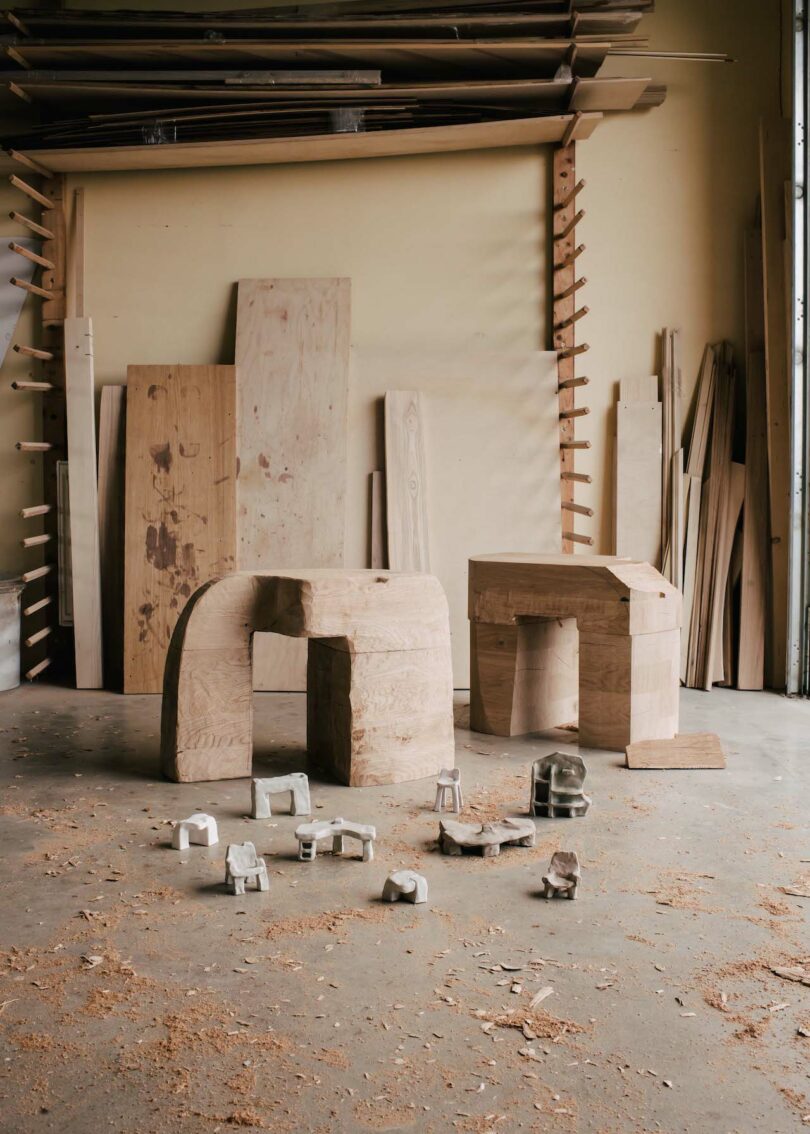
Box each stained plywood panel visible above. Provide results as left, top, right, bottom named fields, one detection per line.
left=615, top=399, right=662, bottom=566
left=64, top=317, right=103, bottom=689
left=124, top=364, right=236, bottom=694
left=235, top=278, right=350, bottom=691
left=349, top=351, right=561, bottom=684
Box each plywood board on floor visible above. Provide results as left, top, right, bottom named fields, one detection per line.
left=235, top=278, right=350, bottom=692
left=626, top=732, right=725, bottom=770
left=348, top=350, right=561, bottom=684
left=123, top=364, right=237, bottom=694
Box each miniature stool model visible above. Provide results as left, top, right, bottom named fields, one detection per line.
left=295, top=817, right=376, bottom=863
left=530, top=753, right=591, bottom=818
left=541, top=851, right=580, bottom=900
left=225, top=842, right=269, bottom=896
left=171, top=812, right=218, bottom=851
left=439, top=817, right=536, bottom=858
left=251, top=773, right=311, bottom=819
left=433, top=767, right=463, bottom=814
left=161, top=569, right=454, bottom=786
left=382, top=870, right=428, bottom=904
left=468, top=554, right=681, bottom=750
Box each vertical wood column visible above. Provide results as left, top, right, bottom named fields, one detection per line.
left=551, top=142, right=592, bottom=552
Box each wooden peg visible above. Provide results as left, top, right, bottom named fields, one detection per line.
left=563, top=530, right=594, bottom=546
left=554, top=305, right=589, bottom=332
left=20, top=504, right=51, bottom=519
left=556, top=208, right=585, bottom=241
left=6, top=46, right=30, bottom=69
left=561, top=111, right=583, bottom=147
left=25, top=625, right=52, bottom=649
left=557, top=375, right=589, bottom=391
left=554, top=277, right=586, bottom=302
left=11, top=277, right=56, bottom=300
left=6, top=13, right=31, bottom=36
left=561, top=470, right=592, bottom=484
left=556, top=179, right=586, bottom=210
left=25, top=657, right=52, bottom=681
left=21, top=532, right=51, bottom=549
left=558, top=343, right=589, bottom=360
left=14, top=344, right=55, bottom=361
left=9, top=242, right=55, bottom=270
left=22, top=563, right=52, bottom=584
left=560, top=440, right=590, bottom=450
left=555, top=244, right=585, bottom=270
left=562, top=500, right=594, bottom=517
left=16, top=440, right=52, bottom=451
left=8, top=149, right=52, bottom=178
left=8, top=82, right=32, bottom=104
left=9, top=175, right=51, bottom=210
left=23, top=595, right=52, bottom=618
left=9, top=211, right=55, bottom=240
left=12, top=380, right=55, bottom=392
left=559, top=406, right=590, bottom=420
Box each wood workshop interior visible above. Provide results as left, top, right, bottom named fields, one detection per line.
left=1, top=1, right=809, bottom=1131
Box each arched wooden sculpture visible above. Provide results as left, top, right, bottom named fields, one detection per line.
left=161, top=569, right=454, bottom=785
left=469, top=554, right=681, bottom=751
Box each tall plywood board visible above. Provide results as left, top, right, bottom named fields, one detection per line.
left=385, top=390, right=430, bottom=572
left=350, top=351, right=561, bottom=684
left=235, top=278, right=350, bottom=692
left=123, top=364, right=237, bottom=694
left=64, top=316, right=103, bottom=689
left=98, top=384, right=126, bottom=691
left=615, top=398, right=662, bottom=566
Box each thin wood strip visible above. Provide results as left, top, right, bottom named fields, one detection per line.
left=9, top=174, right=52, bottom=209
left=9, top=210, right=55, bottom=239
left=23, top=595, right=52, bottom=617
left=21, top=504, right=51, bottom=518
left=8, top=148, right=53, bottom=177
left=560, top=439, right=590, bottom=450
left=9, top=241, right=54, bottom=269
left=558, top=375, right=589, bottom=391
left=11, top=277, right=55, bottom=300
left=369, top=469, right=386, bottom=570
left=561, top=500, right=593, bottom=516
left=9, top=81, right=33, bottom=104
left=21, top=532, right=51, bottom=548
left=16, top=440, right=52, bottom=451
left=557, top=178, right=586, bottom=209
left=554, top=277, right=587, bottom=302
left=563, top=530, right=594, bottom=545
left=559, top=406, right=589, bottom=420
left=22, top=563, right=53, bottom=583
left=14, top=344, right=54, bottom=360
left=11, top=380, right=54, bottom=391
left=25, top=657, right=51, bottom=680
left=554, top=305, right=589, bottom=331
left=561, top=470, right=592, bottom=483
left=24, top=625, right=52, bottom=648
left=97, top=383, right=126, bottom=690
left=67, top=186, right=85, bottom=318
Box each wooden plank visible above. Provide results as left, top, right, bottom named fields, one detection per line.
left=680, top=476, right=701, bottom=682
left=626, top=733, right=725, bottom=770
left=64, top=316, right=102, bottom=688
left=670, top=447, right=684, bottom=591
left=2, top=68, right=384, bottom=85
left=123, top=364, right=237, bottom=694
left=235, top=278, right=350, bottom=693
left=384, top=390, right=430, bottom=574
left=353, top=352, right=561, bottom=684
left=614, top=399, right=662, bottom=566
left=685, top=344, right=715, bottom=479
left=660, top=328, right=672, bottom=570
left=707, top=461, right=745, bottom=688
left=370, top=470, right=385, bottom=570
left=619, top=374, right=657, bottom=402
left=97, top=384, right=126, bottom=691
left=14, top=113, right=603, bottom=174
left=738, top=228, right=768, bottom=690
left=56, top=459, right=72, bottom=626
left=760, top=117, right=791, bottom=689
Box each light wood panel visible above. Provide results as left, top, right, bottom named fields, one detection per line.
left=369, top=470, right=386, bottom=569
left=235, top=278, right=350, bottom=692
left=352, top=352, right=561, bottom=685
left=615, top=399, right=662, bottom=566
left=123, top=364, right=237, bottom=694
left=680, top=476, right=701, bottom=683
left=64, top=316, right=103, bottom=689
left=626, top=732, right=725, bottom=770
left=384, top=390, right=430, bottom=574
left=97, top=384, right=126, bottom=691
left=14, top=112, right=602, bottom=173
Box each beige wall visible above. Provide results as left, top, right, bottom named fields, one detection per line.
left=0, top=0, right=781, bottom=580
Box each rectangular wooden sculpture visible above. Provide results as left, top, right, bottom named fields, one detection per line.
left=469, top=553, right=681, bottom=751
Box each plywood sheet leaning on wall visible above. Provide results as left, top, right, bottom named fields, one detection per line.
left=64, top=316, right=103, bottom=689
left=97, top=384, right=126, bottom=691
left=235, top=278, right=350, bottom=692
left=349, top=350, right=561, bottom=684
left=614, top=376, right=661, bottom=566
left=123, top=364, right=237, bottom=694
left=384, top=390, right=430, bottom=572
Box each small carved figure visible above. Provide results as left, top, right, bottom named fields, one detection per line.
left=541, top=850, right=580, bottom=899
left=382, top=870, right=428, bottom=904
left=530, top=753, right=591, bottom=818
left=225, top=842, right=269, bottom=896
left=433, top=767, right=463, bottom=814
left=251, top=773, right=311, bottom=819
left=172, top=812, right=218, bottom=851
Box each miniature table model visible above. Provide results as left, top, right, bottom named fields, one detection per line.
left=295, top=817, right=376, bottom=862
left=468, top=554, right=681, bottom=751
left=161, top=569, right=454, bottom=785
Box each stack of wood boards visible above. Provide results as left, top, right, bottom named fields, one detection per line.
left=348, top=350, right=562, bottom=684
left=1, top=2, right=665, bottom=172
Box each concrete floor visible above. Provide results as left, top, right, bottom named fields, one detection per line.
left=0, top=684, right=809, bottom=1134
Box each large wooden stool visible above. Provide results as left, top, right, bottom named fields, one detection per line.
left=469, top=554, right=681, bottom=750
left=161, top=569, right=454, bottom=785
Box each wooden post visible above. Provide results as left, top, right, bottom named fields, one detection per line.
left=552, top=142, right=589, bottom=552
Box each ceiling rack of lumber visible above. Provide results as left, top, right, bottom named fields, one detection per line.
left=1, top=2, right=664, bottom=173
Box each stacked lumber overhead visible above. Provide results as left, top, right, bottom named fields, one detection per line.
left=1, top=3, right=664, bottom=172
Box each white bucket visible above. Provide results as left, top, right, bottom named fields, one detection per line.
left=0, top=579, right=24, bottom=692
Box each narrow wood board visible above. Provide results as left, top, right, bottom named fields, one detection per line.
left=707, top=461, right=745, bottom=687
left=385, top=391, right=430, bottom=573
left=619, top=375, right=658, bottom=402
left=685, top=345, right=715, bottom=479
left=64, top=316, right=103, bottom=689
left=97, top=384, right=126, bottom=691
left=123, top=364, right=237, bottom=694
left=235, top=278, right=350, bottom=692
left=56, top=458, right=72, bottom=626
left=759, top=117, right=791, bottom=689
left=626, top=733, right=725, bottom=770
left=369, top=470, right=386, bottom=569
left=614, top=399, right=662, bottom=566
left=680, top=476, right=701, bottom=683
left=350, top=351, right=561, bottom=684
